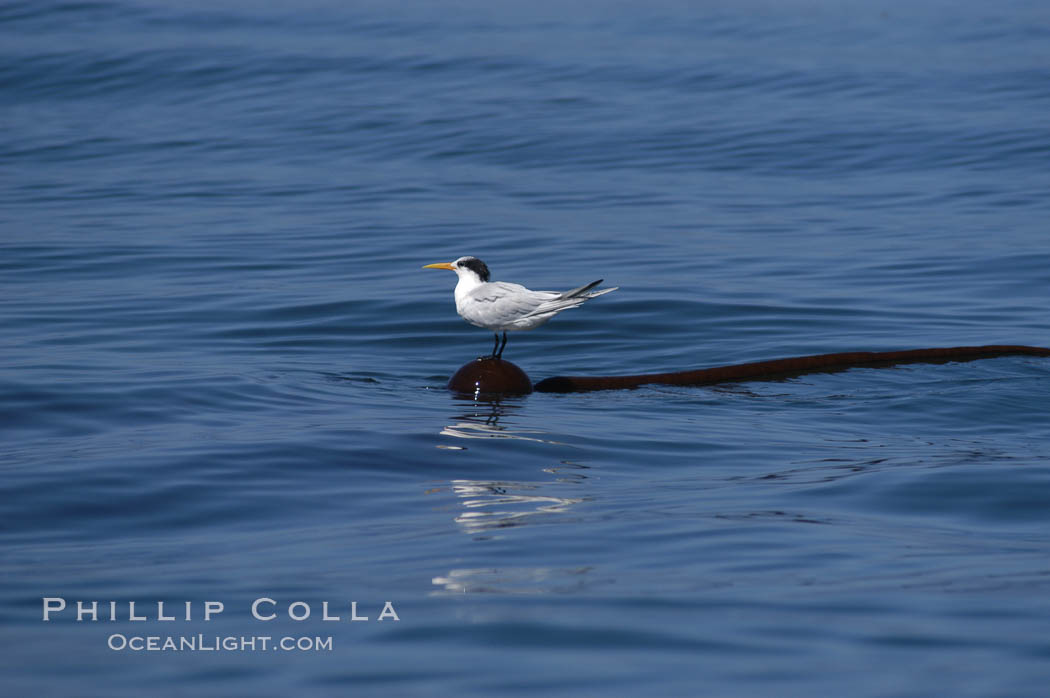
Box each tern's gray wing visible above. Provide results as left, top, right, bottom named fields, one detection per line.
left=462, top=282, right=558, bottom=327
left=557, top=279, right=603, bottom=299
left=523, top=280, right=617, bottom=319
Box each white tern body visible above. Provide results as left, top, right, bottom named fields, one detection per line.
left=423, top=255, right=617, bottom=358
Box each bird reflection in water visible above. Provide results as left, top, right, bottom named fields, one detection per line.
left=438, top=397, right=564, bottom=445
left=430, top=467, right=596, bottom=594
left=431, top=565, right=596, bottom=595
left=449, top=477, right=586, bottom=534
left=430, top=400, right=596, bottom=593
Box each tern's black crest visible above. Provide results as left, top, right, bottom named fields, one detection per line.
left=459, top=256, right=490, bottom=282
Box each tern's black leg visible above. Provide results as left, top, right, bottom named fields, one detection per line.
left=496, top=331, right=508, bottom=359
left=490, top=333, right=500, bottom=358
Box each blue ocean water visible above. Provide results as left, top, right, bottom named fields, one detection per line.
left=3, top=0, right=1050, bottom=695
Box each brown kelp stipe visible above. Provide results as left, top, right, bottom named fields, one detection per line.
left=533, top=345, right=1050, bottom=394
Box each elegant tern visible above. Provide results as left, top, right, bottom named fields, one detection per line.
left=423, top=256, right=617, bottom=359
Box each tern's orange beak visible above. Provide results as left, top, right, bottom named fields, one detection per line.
left=422, top=262, right=456, bottom=271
